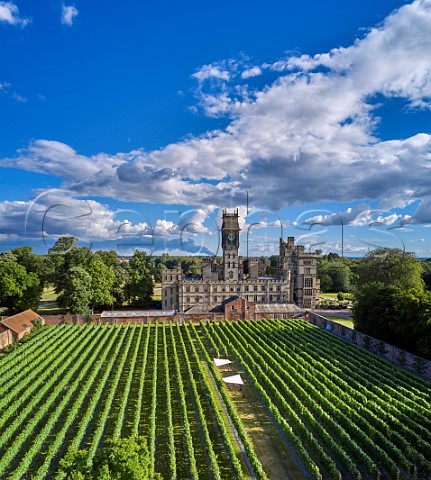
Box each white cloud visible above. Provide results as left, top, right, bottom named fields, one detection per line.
left=192, top=64, right=232, bottom=83
left=61, top=4, right=78, bottom=26
left=241, top=66, right=262, bottom=79
left=0, top=191, right=214, bottom=254
left=401, top=199, right=431, bottom=224
left=302, top=204, right=403, bottom=228
left=0, top=1, right=31, bottom=27
left=2, top=139, right=124, bottom=180
left=2, top=0, right=431, bottom=226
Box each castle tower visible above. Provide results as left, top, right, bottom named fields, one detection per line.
left=221, top=209, right=240, bottom=281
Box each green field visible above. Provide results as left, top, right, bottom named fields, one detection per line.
left=324, top=316, right=354, bottom=329
left=0, top=320, right=430, bottom=479
left=40, top=286, right=57, bottom=302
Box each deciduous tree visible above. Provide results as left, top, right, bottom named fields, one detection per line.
left=126, top=251, right=154, bottom=308
left=57, top=266, right=92, bottom=314
left=356, top=247, right=424, bottom=291
left=88, top=259, right=115, bottom=310
left=0, top=260, right=42, bottom=313
left=58, top=436, right=162, bottom=479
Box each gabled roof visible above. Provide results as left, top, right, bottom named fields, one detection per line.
left=0, top=309, right=42, bottom=335
left=184, top=304, right=223, bottom=314
left=222, top=296, right=243, bottom=306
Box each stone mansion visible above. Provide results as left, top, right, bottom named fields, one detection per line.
left=162, top=209, right=320, bottom=314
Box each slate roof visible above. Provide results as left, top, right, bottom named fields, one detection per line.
left=184, top=304, right=224, bottom=314
left=100, top=310, right=176, bottom=318
left=255, top=303, right=302, bottom=313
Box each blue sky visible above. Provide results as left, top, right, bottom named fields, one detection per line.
left=1, top=0, right=431, bottom=257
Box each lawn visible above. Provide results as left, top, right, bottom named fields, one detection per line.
left=324, top=316, right=354, bottom=329
left=40, top=286, right=57, bottom=302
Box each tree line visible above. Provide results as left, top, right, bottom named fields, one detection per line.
left=1, top=239, right=430, bottom=358
left=0, top=238, right=218, bottom=315
left=0, top=237, right=154, bottom=315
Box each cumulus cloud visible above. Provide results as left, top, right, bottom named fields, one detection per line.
left=0, top=1, right=31, bottom=27
left=2, top=139, right=124, bottom=180
left=192, top=64, right=231, bottom=83
left=401, top=199, right=431, bottom=224
left=2, top=0, right=431, bottom=228
left=61, top=4, right=78, bottom=26
left=302, top=203, right=402, bottom=227
left=0, top=191, right=214, bottom=254
left=241, top=66, right=262, bottom=79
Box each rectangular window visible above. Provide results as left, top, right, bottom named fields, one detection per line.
left=282, top=313, right=287, bottom=319
left=254, top=285, right=258, bottom=291
left=273, top=314, right=278, bottom=319
left=304, top=289, right=313, bottom=296
left=304, top=278, right=313, bottom=287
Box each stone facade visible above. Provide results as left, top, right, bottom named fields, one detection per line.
left=162, top=209, right=320, bottom=313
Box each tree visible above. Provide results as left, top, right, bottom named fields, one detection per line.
left=356, top=247, right=424, bottom=291
left=95, top=251, right=129, bottom=306
left=12, top=246, right=50, bottom=285
left=317, top=257, right=352, bottom=292
left=57, top=266, right=92, bottom=314
left=353, top=283, right=399, bottom=343
left=58, top=436, right=162, bottom=479
left=0, top=260, right=43, bottom=313
left=48, top=237, right=94, bottom=294
left=354, top=283, right=431, bottom=359
left=88, top=259, right=115, bottom=310
left=126, top=251, right=154, bottom=308
left=421, top=259, right=431, bottom=290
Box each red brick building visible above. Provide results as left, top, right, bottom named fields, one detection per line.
left=0, top=309, right=45, bottom=341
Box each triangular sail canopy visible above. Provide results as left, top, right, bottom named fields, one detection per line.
left=214, top=358, right=232, bottom=367
left=222, top=374, right=244, bottom=385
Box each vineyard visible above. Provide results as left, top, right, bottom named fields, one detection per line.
left=0, top=320, right=430, bottom=479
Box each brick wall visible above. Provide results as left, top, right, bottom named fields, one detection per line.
left=306, top=311, right=431, bottom=381
left=0, top=329, right=13, bottom=350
